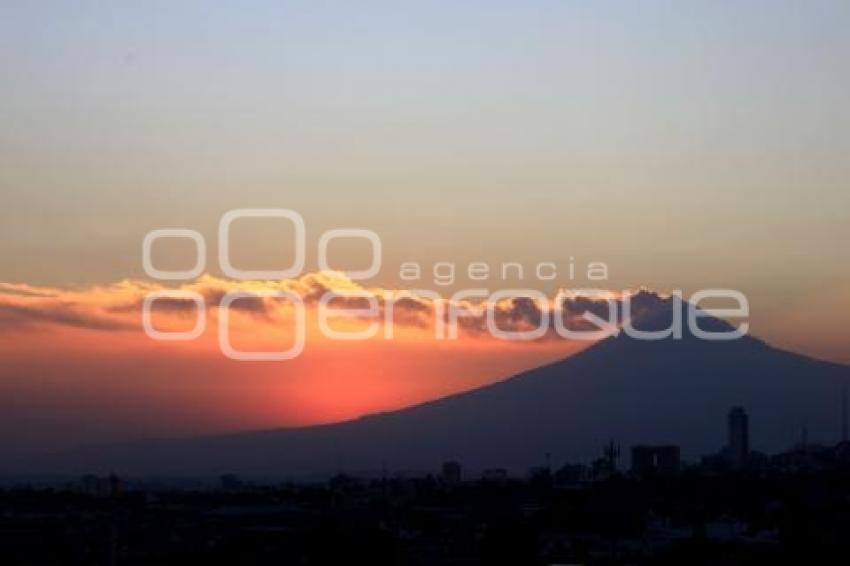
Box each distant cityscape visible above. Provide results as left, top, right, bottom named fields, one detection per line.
left=4, top=406, right=850, bottom=564
left=35, top=402, right=850, bottom=497
left=549, top=403, right=850, bottom=484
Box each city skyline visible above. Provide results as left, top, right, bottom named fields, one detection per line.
left=1, top=0, right=848, bottom=475
left=2, top=3, right=849, bottom=562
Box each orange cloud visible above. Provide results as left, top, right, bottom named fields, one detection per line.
left=1, top=273, right=601, bottom=460
left=0, top=271, right=645, bottom=343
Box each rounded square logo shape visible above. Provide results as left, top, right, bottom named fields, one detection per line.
left=218, top=290, right=305, bottom=361
left=318, top=228, right=382, bottom=280
left=219, top=209, right=305, bottom=281
left=142, top=290, right=206, bottom=340
left=485, top=289, right=550, bottom=341
left=143, top=229, right=206, bottom=280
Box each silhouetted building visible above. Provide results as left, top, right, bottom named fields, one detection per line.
left=220, top=474, right=242, bottom=491
left=727, top=407, right=749, bottom=470
left=109, top=473, right=122, bottom=498
left=442, top=461, right=461, bottom=485
left=631, top=445, right=681, bottom=478
left=592, top=440, right=621, bottom=480
left=481, top=468, right=508, bottom=482
left=554, top=463, right=589, bottom=485
left=527, top=466, right=553, bottom=487
left=79, top=474, right=120, bottom=497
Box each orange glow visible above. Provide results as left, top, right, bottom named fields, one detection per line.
left=0, top=274, right=591, bottom=456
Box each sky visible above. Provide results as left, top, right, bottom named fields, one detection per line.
left=0, top=273, right=594, bottom=457
left=0, top=1, right=849, bottom=456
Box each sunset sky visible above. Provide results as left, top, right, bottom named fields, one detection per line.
left=1, top=1, right=849, bottom=458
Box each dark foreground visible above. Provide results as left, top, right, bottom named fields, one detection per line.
left=2, top=470, right=850, bottom=565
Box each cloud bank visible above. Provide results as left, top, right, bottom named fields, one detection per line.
left=0, top=272, right=668, bottom=342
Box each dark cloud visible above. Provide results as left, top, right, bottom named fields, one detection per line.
left=0, top=303, right=135, bottom=332
left=0, top=284, right=58, bottom=298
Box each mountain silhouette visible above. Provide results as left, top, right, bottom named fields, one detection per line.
left=17, top=292, right=850, bottom=477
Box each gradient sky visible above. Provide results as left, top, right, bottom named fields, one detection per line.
left=1, top=1, right=849, bottom=455
left=2, top=1, right=848, bottom=359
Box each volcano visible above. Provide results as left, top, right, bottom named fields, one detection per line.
left=19, top=293, right=850, bottom=477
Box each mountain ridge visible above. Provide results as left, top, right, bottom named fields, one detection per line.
left=12, top=297, right=850, bottom=478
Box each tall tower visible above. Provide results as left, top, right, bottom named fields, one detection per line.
left=843, top=387, right=848, bottom=443
left=603, top=439, right=620, bottom=472
left=727, top=407, right=749, bottom=470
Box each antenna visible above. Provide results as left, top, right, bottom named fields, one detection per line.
left=842, top=387, right=848, bottom=443
left=604, top=439, right=620, bottom=471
